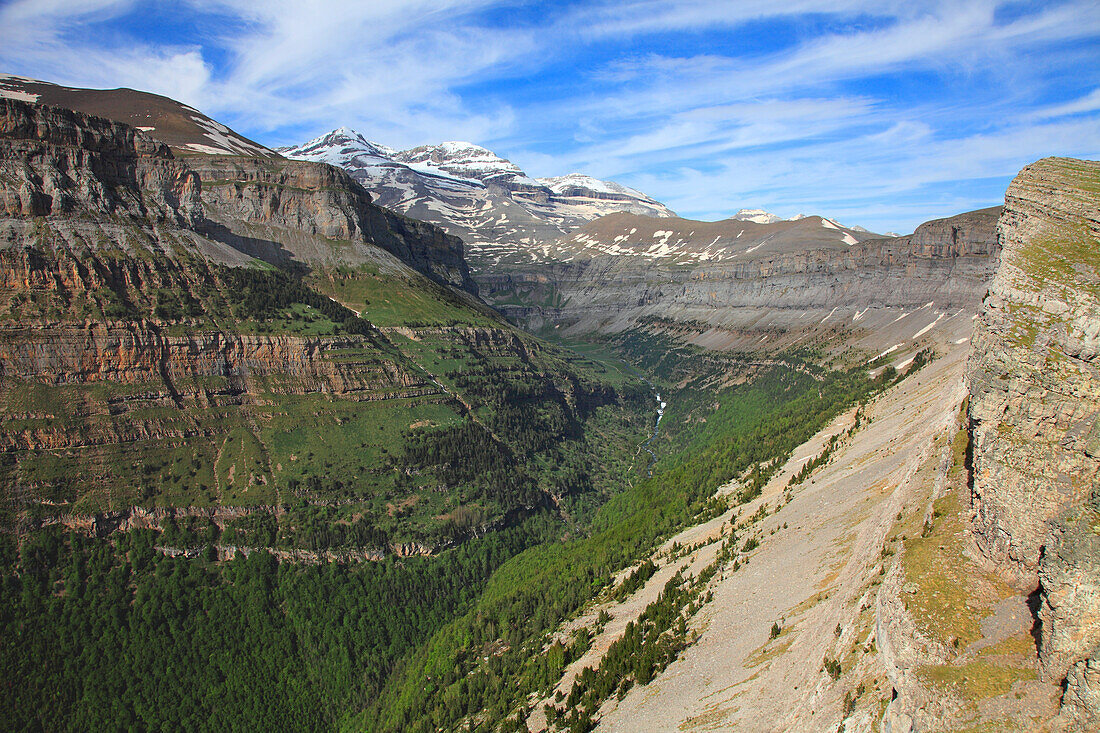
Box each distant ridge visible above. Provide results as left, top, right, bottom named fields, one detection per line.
left=0, top=74, right=275, bottom=157
left=278, top=127, right=676, bottom=271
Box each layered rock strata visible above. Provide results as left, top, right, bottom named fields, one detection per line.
left=0, top=96, right=201, bottom=224
left=486, top=207, right=1000, bottom=353
left=967, top=157, right=1100, bottom=726
left=190, top=155, right=478, bottom=295
left=0, top=96, right=477, bottom=295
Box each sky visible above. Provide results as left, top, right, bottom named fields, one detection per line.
left=1, top=0, right=1098, bottom=233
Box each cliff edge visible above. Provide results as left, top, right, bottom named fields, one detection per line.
left=967, top=156, right=1100, bottom=727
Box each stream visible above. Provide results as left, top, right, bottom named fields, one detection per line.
left=639, top=388, right=666, bottom=476
left=553, top=339, right=667, bottom=477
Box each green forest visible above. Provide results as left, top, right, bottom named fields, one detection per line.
left=0, top=326, right=898, bottom=731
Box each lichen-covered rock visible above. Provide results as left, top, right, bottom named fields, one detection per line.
left=967, top=156, right=1100, bottom=719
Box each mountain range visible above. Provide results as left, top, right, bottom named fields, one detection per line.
left=277, top=127, right=677, bottom=270
left=1, top=73, right=1097, bottom=733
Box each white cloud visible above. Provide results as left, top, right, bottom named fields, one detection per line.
left=1030, top=88, right=1100, bottom=120
left=0, top=0, right=1097, bottom=232
left=630, top=114, right=1100, bottom=233
left=569, top=0, right=904, bottom=38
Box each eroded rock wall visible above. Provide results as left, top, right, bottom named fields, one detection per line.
left=487, top=207, right=1000, bottom=344
left=190, top=155, right=478, bottom=295
left=0, top=96, right=202, bottom=224
left=967, top=157, right=1100, bottom=727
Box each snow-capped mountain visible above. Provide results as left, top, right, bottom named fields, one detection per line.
left=279, top=127, right=398, bottom=169
left=731, top=208, right=786, bottom=224
left=729, top=209, right=880, bottom=232
left=539, top=174, right=665, bottom=205
left=278, top=128, right=676, bottom=271
left=541, top=211, right=880, bottom=265
left=396, top=141, right=545, bottom=193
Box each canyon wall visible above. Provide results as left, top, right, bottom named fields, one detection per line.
left=967, top=156, right=1100, bottom=726
left=0, top=96, right=201, bottom=224
left=483, top=207, right=1000, bottom=352
left=0, top=97, right=477, bottom=296
left=190, top=155, right=478, bottom=295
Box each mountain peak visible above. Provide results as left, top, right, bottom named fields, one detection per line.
left=277, top=127, right=397, bottom=167
left=731, top=208, right=785, bottom=224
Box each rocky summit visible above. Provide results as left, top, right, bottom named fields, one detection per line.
left=278, top=127, right=676, bottom=270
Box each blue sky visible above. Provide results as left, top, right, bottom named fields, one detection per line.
left=1, top=1, right=1098, bottom=233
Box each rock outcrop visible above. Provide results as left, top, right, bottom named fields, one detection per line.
left=0, top=96, right=202, bottom=225
left=967, top=156, right=1100, bottom=727
left=0, top=93, right=477, bottom=296
left=190, top=155, right=478, bottom=294
left=485, top=207, right=1001, bottom=353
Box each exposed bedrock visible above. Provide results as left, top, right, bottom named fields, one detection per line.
left=484, top=207, right=1001, bottom=347
left=0, top=97, right=201, bottom=225
left=1, top=97, right=477, bottom=297
left=967, top=157, right=1100, bottom=726
left=189, top=155, right=478, bottom=295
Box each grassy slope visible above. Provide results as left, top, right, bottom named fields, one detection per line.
left=0, top=222, right=651, bottom=548
left=362, top=331, right=896, bottom=732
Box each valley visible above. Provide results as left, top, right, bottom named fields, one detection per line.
left=0, top=56, right=1097, bottom=733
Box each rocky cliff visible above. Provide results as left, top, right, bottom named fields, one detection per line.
left=189, top=155, right=478, bottom=295
left=0, top=96, right=202, bottom=224
left=0, top=85, right=479, bottom=296
left=967, top=156, right=1100, bottom=727
left=485, top=207, right=1001, bottom=355
left=0, top=97, right=644, bottom=551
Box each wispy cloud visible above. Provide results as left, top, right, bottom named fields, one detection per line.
left=0, top=0, right=530, bottom=146
left=0, top=0, right=1097, bottom=232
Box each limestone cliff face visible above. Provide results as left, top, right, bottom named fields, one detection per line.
left=485, top=207, right=1000, bottom=351
left=188, top=155, right=478, bottom=295
left=0, top=97, right=201, bottom=225
left=967, top=157, right=1100, bottom=726
left=1, top=97, right=476, bottom=296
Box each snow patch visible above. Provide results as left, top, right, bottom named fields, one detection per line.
left=183, top=143, right=234, bottom=155
left=911, top=313, right=945, bottom=340
left=869, top=344, right=902, bottom=362
left=0, top=88, right=39, bottom=102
